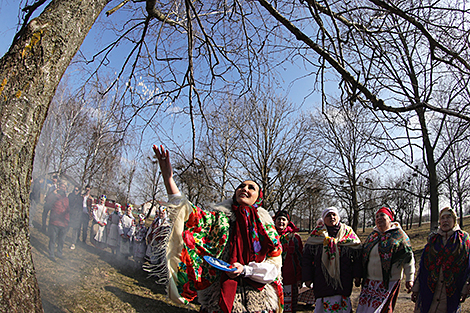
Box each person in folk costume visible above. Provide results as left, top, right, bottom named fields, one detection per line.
left=153, top=145, right=283, bottom=313
left=107, top=203, right=122, bottom=254
left=302, top=207, right=362, bottom=313
left=411, top=207, right=470, bottom=313
left=119, top=203, right=136, bottom=257
left=274, top=210, right=303, bottom=313
left=146, top=206, right=170, bottom=265
left=133, top=214, right=148, bottom=267
left=357, top=207, right=415, bottom=313
left=90, top=195, right=109, bottom=249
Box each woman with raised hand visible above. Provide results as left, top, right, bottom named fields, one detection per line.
left=302, top=207, right=362, bottom=313
left=357, top=207, right=415, bottom=313
left=152, top=145, right=283, bottom=313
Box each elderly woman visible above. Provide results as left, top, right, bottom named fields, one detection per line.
left=411, top=207, right=470, bottom=313
left=302, top=207, right=362, bottom=313
left=357, top=207, right=415, bottom=313
left=152, top=145, right=282, bottom=313
left=274, top=210, right=303, bottom=313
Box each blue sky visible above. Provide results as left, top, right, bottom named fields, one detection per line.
left=0, top=1, right=22, bottom=56
left=0, top=1, right=323, bottom=109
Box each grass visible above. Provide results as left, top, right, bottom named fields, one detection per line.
left=30, top=206, right=470, bottom=312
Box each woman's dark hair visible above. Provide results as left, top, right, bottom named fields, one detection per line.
left=232, top=180, right=262, bottom=205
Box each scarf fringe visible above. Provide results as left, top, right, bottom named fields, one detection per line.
left=306, top=243, right=361, bottom=289
left=143, top=207, right=176, bottom=284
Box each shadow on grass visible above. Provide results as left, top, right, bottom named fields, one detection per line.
left=30, top=232, right=50, bottom=258
left=104, top=285, right=198, bottom=313
left=42, top=299, right=66, bottom=313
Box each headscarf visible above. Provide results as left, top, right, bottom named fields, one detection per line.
left=321, top=206, right=340, bottom=222
left=417, top=211, right=470, bottom=313
left=274, top=210, right=299, bottom=235
left=305, top=207, right=361, bottom=288
left=219, top=183, right=280, bottom=313
left=439, top=206, right=457, bottom=221
left=377, top=206, right=394, bottom=221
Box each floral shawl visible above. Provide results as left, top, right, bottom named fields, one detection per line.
left=305, top=221, right=361, bottom=288
left=162, top=196, right=282, bottom=312
left=362, top=222, right=413, bottom=286
left=417, top=225, right=470, bottom=313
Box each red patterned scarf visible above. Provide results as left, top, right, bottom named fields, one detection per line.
left=219, top=189, right=277, bottom=313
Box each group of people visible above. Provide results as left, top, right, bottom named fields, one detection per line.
left=33, top=177, right=167, bottom=267
left=151, top=144, right=470, bottom=313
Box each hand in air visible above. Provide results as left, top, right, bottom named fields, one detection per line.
left=153, top=145, right=173, bottom=180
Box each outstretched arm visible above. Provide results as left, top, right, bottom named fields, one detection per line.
left=153, top=145, right=180, bottom=195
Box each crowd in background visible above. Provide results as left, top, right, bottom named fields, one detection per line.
left=29, top=175, right=168, bottom=269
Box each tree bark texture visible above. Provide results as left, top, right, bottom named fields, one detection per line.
left=0, top=0, right=110, bottom=311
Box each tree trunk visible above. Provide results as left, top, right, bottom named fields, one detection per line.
left=416, top=107, right=439, bottom=230
left=0, top=0, right=110, bottom=311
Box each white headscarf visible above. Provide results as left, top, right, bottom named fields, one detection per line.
left=321, top=206, right=340, bottom=223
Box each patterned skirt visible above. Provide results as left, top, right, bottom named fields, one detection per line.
left=357, top=279, right=400, bottom=313
left=283, top=284, right=299, bottom=312
left=314, top=295, right=351, bottom=313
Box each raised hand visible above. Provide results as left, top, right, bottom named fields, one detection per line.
left=152, top=145, right=180, bottom=195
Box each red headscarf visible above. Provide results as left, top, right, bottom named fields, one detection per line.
left=377, top=206, right=394, bottom=221
left=219, top=186, right=277, bottom=313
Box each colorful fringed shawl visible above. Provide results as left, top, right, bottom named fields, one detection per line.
left=220, top=196, right=282, bottom=313
left=362, top=223, right=412, bottom=286
left=278, top=221, right=300, bottom=262
left=163, top=196, right=282, bottom=312
left=417, top=227, right=470, bottom=313
left=305, top=222, right=361, bottom=288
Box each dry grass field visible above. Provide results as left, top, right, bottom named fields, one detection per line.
left=30, top=207, right=470, bottom=312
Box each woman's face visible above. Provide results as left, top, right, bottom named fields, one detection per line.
left=235, top=180, right=259, bottom=206
left=375, top=212, right=391, bottom=232
left=439, top=213, right=455, bottom=232
left=324, top=212, right=339, bottom=227
left=275, top=216, right=289, bottom=232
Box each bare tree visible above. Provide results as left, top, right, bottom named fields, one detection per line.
left=0, top=1, right=110, bottom=310
left=230, top=92, right=315, bottom=213
left=2, top=0, right=470, bottom=308
left=439, top=118, right=470, bottom=226
left=309, top=102, right=386, bottom=231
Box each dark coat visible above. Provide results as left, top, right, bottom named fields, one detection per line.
left=68, top=192, right=83, bottom=228
left=302, top=243, right=362, bottom=298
